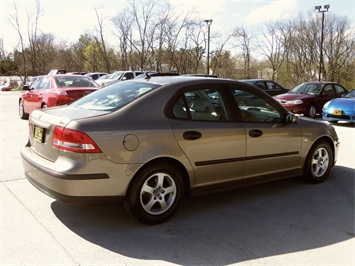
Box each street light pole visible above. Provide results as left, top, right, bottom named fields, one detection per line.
left=315, top=4, right=330, bottom=81
left=204, top=19, right=213, bottom=75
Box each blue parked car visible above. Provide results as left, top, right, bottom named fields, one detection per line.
left=322, top=90, right=355, bottom=123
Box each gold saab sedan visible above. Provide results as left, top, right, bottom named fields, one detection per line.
left=21, top=75, right=340, bottom=224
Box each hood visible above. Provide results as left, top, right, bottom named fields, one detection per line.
left=274, top=93, right=315, bottom=101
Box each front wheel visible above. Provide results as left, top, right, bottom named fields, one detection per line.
left=124, top=163, right=183, bottom=224
left=303, top=141, right=333, bottom=183
left=306, top=104, right=316, bottom=118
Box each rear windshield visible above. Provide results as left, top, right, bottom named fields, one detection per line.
left=71, top=81, right=161, bottom=111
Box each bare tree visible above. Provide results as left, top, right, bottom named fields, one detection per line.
left=27, top=0, right=42, bottom=75
left=231, top=27, right=253, bottom=78
left=128, top=0, right=159, bottom=70
left=322, top=14, right=355, bottom=82
left=94, top=7, right=111, bottom=73
left=35, top=33, right=56, bottom=74
left=8, top=1, right=27, bottom=78
left=256, top=21, right=287, bottom=80
left=112, top=7, right=134, bottom=70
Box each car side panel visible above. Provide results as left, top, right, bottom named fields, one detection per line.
left=242, top=121, right=303, bottom=178
left=169, top=119, right=246, bottom=187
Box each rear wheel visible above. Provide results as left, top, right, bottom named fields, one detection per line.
left=124, top=163, right=183, bottom=224
left=303, top=141, right=333, bottom=183
left=19, top=100, right=29, bottom=120
left=306, top=104, right=316, bottom=118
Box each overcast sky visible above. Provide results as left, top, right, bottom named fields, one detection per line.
left=1, top=0, right=354, bottom=52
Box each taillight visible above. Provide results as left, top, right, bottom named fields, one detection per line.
left=57, top=91, right=69, bottom=105
left=28, top=120, right=32, bottom=136
left=52, top=126, right=101, bottom=153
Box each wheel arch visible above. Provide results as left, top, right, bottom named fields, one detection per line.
left=126, top=157, right=191, bottom=198
left=308, top=136, right=336, bottom=167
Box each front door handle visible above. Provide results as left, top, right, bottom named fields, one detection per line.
left=183, top=131, right=202, bottom=140
left=249, top=129, right=263, bottom=137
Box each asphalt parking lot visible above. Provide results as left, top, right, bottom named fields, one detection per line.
left=1, top=91, right=354, bottom=265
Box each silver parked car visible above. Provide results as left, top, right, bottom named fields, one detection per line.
left=21, top=76, right=340, bottom=224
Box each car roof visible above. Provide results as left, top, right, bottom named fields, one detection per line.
left=131, top=75, right=225, bottom=86
left=240, top=79, right=273, bottom=82
left=46, top=74, right=93, bottom=78
left=301, top=81, right=339, bottom=84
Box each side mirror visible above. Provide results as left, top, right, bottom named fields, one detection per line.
left=23, top=85, right=32, bottom=91
left=286, top=113, right=297, bottom=123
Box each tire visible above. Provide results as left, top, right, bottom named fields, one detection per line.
left=303, top=141, right=333, bottom=183
left=306, top=104, right=316, bottom=118
left=124, top=163, right=183, bottom=225
left=19, top=100, right=29, bottom=120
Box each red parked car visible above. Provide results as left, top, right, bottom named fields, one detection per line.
left=273, top=81, right=348, bottom=118
left=19, top=74, right=100, bottom=119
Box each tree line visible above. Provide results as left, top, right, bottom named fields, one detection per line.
left=1, top=0, right=354, bottom=89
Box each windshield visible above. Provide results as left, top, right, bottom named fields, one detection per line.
left=345, top=90, right=355, bottom=98
left=71, top=81, right=161, bottom=111
left=109, top=71, right=123, bottom=80
left=289, top=83, right=322, bottom=95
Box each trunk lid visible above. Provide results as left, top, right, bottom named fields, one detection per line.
left=28, top=106, right=109, bottom=162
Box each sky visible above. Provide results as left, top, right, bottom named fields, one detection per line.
left=1, top=0, right=354, bottom=52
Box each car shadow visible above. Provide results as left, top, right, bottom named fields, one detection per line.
left=332, top=122, right=355, bottom=128
left=50, top=165, right=354, bottom=265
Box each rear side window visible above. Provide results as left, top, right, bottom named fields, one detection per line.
left=323, top=85, right=335, bottom=96
left=172, top=87, right=229, bottom=121
left=36, top=76, right=50, bottom=90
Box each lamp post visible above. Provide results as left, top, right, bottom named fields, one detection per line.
left=315, top=4, right=330, bottom=81
left=204, top=19, right=213, bottom=75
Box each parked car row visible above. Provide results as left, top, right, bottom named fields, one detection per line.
left=95, top=70, right=146, bottom=87
left=273, top=81, right=349, bottom=118
left=17, top=71, right=353, bottom=124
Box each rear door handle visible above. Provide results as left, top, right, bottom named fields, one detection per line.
left=183, top=131, right=202, bottom=140
left=249, top=129, right=263, bottom=137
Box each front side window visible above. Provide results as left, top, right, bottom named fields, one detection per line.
left=266, top=81, right=278, bottom=91
left=232, top=88, right=281, bottom=123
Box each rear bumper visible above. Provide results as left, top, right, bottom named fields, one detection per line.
left=26, top=172, right=123, bottom=205
left=21, top=146, right=134, bottom=205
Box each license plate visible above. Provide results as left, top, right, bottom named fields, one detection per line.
left=33, top=126, right=45, bottom=143
left=333, top=110, right=342, bottom=116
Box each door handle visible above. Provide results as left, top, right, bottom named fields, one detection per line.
left=183, top=131, right=202, bottom=140
left=249, top=129, right=263, bottom=137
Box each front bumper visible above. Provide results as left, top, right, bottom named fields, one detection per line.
left=280, top=104, right=307, bottom=115
left=323, top=112, right=355, bottom=123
